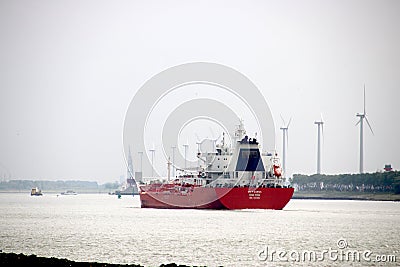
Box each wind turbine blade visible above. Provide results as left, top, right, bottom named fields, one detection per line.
left=286, top=129, right=289, bottom=149
left=321, top=123, right=325, bottom=147
left=280, top=114, right=286, bottom=126
left=363, top=84, right=366, bottom=115
left=321, top=123, right=324, bottom=138
left=321, top=113, right=324, bottom=144
left=365, top=116, right=374, bottom=135
left=355, top=119, right=361, bottom=126
left=287, top=117, right=292, bottom=128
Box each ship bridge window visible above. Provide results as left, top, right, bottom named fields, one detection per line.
left=236, top=148, right=265, bottom=171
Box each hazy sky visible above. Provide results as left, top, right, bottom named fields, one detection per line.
left=1, top=0, right=399, bottom=183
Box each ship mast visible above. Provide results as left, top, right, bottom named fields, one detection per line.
left=234, top=119, right=246, bottom=144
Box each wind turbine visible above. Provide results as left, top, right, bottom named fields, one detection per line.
left=138, top=151, right=143, bottom=183
left=183, top=141, right=189, bottom=169
left=356, top=85, right=374, bottom=174
left=149, top=144, right=155, bottom=178
left=280, top=115, right=291, bottom=176
left=171, top=146, right=176, bottom=178
left=314, top=114, right=324, bottom=175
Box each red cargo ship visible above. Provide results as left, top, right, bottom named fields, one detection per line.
left=139, top=121, right=294, bottom=210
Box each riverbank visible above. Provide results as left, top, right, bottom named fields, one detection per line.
left=293, top=191, right=400, bottom=201
left=0, top=252, right=190, bottom=267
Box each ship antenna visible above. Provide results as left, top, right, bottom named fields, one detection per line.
left=235, top=119, right=246, bottom=140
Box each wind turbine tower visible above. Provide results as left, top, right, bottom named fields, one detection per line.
left=149, top=145, right=155, bottom=178
left=171, top=146, right=176, bottom=178
left=356, top=85, right=374, bottom=174
left=280, top=116, right=291, bottom=176
left=183, top=141, right=189, bottom=169
left=314, top=116, right=324, bottom=174
left=138, top=151, right=143, bottom=173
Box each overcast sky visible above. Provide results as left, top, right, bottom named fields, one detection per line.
left=1, top=0, right=399, bottom=183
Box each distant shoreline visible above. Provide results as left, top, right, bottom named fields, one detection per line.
left=292, top=196, right=400, bottom=201
left=293, top=191, right=400, bottom=201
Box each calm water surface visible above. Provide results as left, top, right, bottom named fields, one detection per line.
left=0, top=193, right=398, bottom=266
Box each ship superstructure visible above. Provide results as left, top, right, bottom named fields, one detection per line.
left=139, top=121, right=293, bottom=209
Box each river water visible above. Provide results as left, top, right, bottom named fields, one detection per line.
left=0, top=193, right=398, bottom=266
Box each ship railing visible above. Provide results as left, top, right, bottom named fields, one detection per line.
left=142, top=176, right=171, bottom=184
left=260, top=178, right=293, bottom=188
left=201, top=177, right=288, bottom=188
left=262, top=178, right=284, bottom=184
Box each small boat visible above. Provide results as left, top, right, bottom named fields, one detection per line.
left=61, top=190, right=77, bottom=195
left=31, top=187, right=43, bottom=196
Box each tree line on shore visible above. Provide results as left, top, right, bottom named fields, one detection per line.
left=0, top=179, right=120, bottom=192
left=291, top=171, right=400, bottom=194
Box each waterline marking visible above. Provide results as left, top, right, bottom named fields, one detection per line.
left=257, top=239, right=397, bottom=263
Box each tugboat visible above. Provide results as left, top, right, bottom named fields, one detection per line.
left=31, top=187, right=43, bottom=196
left=139, top=121, right=294, bottom=210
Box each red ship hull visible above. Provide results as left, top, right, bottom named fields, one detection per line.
left=140, top=186, right=225, bottom=209
left=215, top=187, right=294, bottom=210
left=139, top=186, right=294, bottom=210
